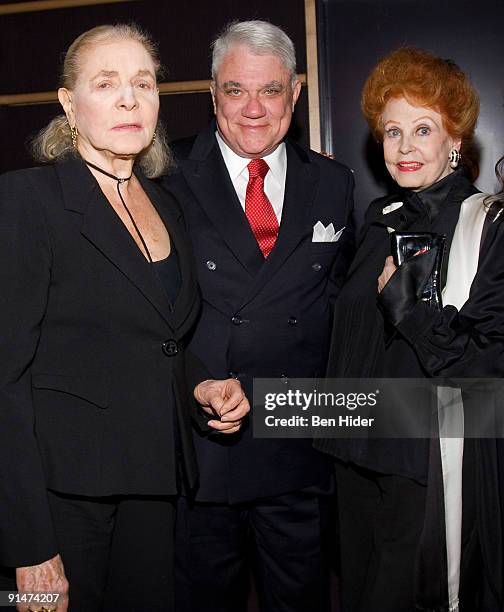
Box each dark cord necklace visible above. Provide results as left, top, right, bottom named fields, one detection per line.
left=85, top=159, right=153, bottom=263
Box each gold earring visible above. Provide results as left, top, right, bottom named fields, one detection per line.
left=70, top=124, right=78, bottom=149
left=152, top=131, right=157, bottom=145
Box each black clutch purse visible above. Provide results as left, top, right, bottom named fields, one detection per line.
left=390, top=232, right=446, bottom=309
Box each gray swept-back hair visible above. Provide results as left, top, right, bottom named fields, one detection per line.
left=31, top=23, right=172, bottom=178
left=211, top=20, right=297, bottom=83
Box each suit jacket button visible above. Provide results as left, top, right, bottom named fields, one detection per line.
left=206, top=260, right=217, bottom=270
left=312, top=262, right=322, bottom=272
left=231, top=315, right=243, bottom=325
left=162, top=339, right=179, bottom=356
left=288, top=316, right=298, bottom=326
left=280, top=374, right=289, bottom=384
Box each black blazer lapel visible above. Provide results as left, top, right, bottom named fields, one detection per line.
left=237, top=141, right=318, bottom=309
left=57, top=157, right=176, bottom=328
left=175, top=129, right=265, bottom=276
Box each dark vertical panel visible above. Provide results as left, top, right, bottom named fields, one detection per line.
left=318, top=0, right=504, bottom=221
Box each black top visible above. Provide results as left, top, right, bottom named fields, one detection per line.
left=152, top=248, right=182, bottom=306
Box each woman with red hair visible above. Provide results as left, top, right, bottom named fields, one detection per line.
left=316, top=48, right=504, bottom=611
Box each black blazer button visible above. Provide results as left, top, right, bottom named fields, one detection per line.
left=206, top=260, right=217, bottom=270
left=162, top=339, right=179, bottom=356
left=231, top=315, right=243, bottom=325
left=312, top=262, right=322, bottom=272
left=288, top=316, right=298, bottom=326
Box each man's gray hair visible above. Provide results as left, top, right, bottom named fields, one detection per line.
left=211, top=20, right=297, bottom=82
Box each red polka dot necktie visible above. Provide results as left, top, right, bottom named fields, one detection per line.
left=245, top=158, right=279, bottom=258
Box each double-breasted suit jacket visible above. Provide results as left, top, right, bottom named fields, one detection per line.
left=0, top=156, right=205, bottom=567
left=162, top=127, right=355, bottom=502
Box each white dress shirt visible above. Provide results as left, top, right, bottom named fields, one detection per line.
left=216, top=131, right=287, bottom=223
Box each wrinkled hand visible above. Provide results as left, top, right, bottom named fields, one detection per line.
left=16, top=554, right=68, bottom=612
left=378, top=256, right=397, bottom=293
left=194, top=379, right=249, bottom=434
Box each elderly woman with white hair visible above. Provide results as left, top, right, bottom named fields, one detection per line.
left=0, top=23, right=248, bottom=612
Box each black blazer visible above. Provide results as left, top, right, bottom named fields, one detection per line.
left=162, top=127, right=355, bottom=503
left=0, top=156, right=204, bottom=567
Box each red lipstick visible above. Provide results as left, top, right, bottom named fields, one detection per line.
left=397, top=162, right=423, bottom=172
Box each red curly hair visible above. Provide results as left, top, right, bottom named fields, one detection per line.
left=361, top=47, right=479, bottom=163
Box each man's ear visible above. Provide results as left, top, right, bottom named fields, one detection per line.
left=291, top=78, right=301, bottom=111
left=58, top=88, right=75, bottom=126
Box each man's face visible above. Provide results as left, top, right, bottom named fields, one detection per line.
left=211, top=45, right=301, bottom=158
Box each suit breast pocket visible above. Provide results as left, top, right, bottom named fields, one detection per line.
left=307, top=242, right=342, bottom=274
left=308, top=241, right=342, bottom=254
left=31, top=373, right=109, bottom=409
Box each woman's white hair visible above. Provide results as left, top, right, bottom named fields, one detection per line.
left=211, top=20, right=297, bottom=82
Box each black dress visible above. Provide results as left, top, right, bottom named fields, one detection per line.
left=315, top=170, right=504, bottom=611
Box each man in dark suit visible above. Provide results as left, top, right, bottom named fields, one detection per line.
left=162, top=20, right=355, bottom=612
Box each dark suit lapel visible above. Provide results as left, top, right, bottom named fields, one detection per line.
left=57, top=157, right=176, bottom=329
left=175, top=129, right=265, bottom=276
left=237, top=141, right=318, bottom=309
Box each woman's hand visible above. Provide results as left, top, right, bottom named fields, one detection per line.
left=378, top=256, right=397, bottom=293
left=15, top=554, right=69, bottom=612
left=194, top=379, right=250, bottom=434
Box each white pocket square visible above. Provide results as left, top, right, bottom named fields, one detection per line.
left=312, top=221, right=345, bottom=243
